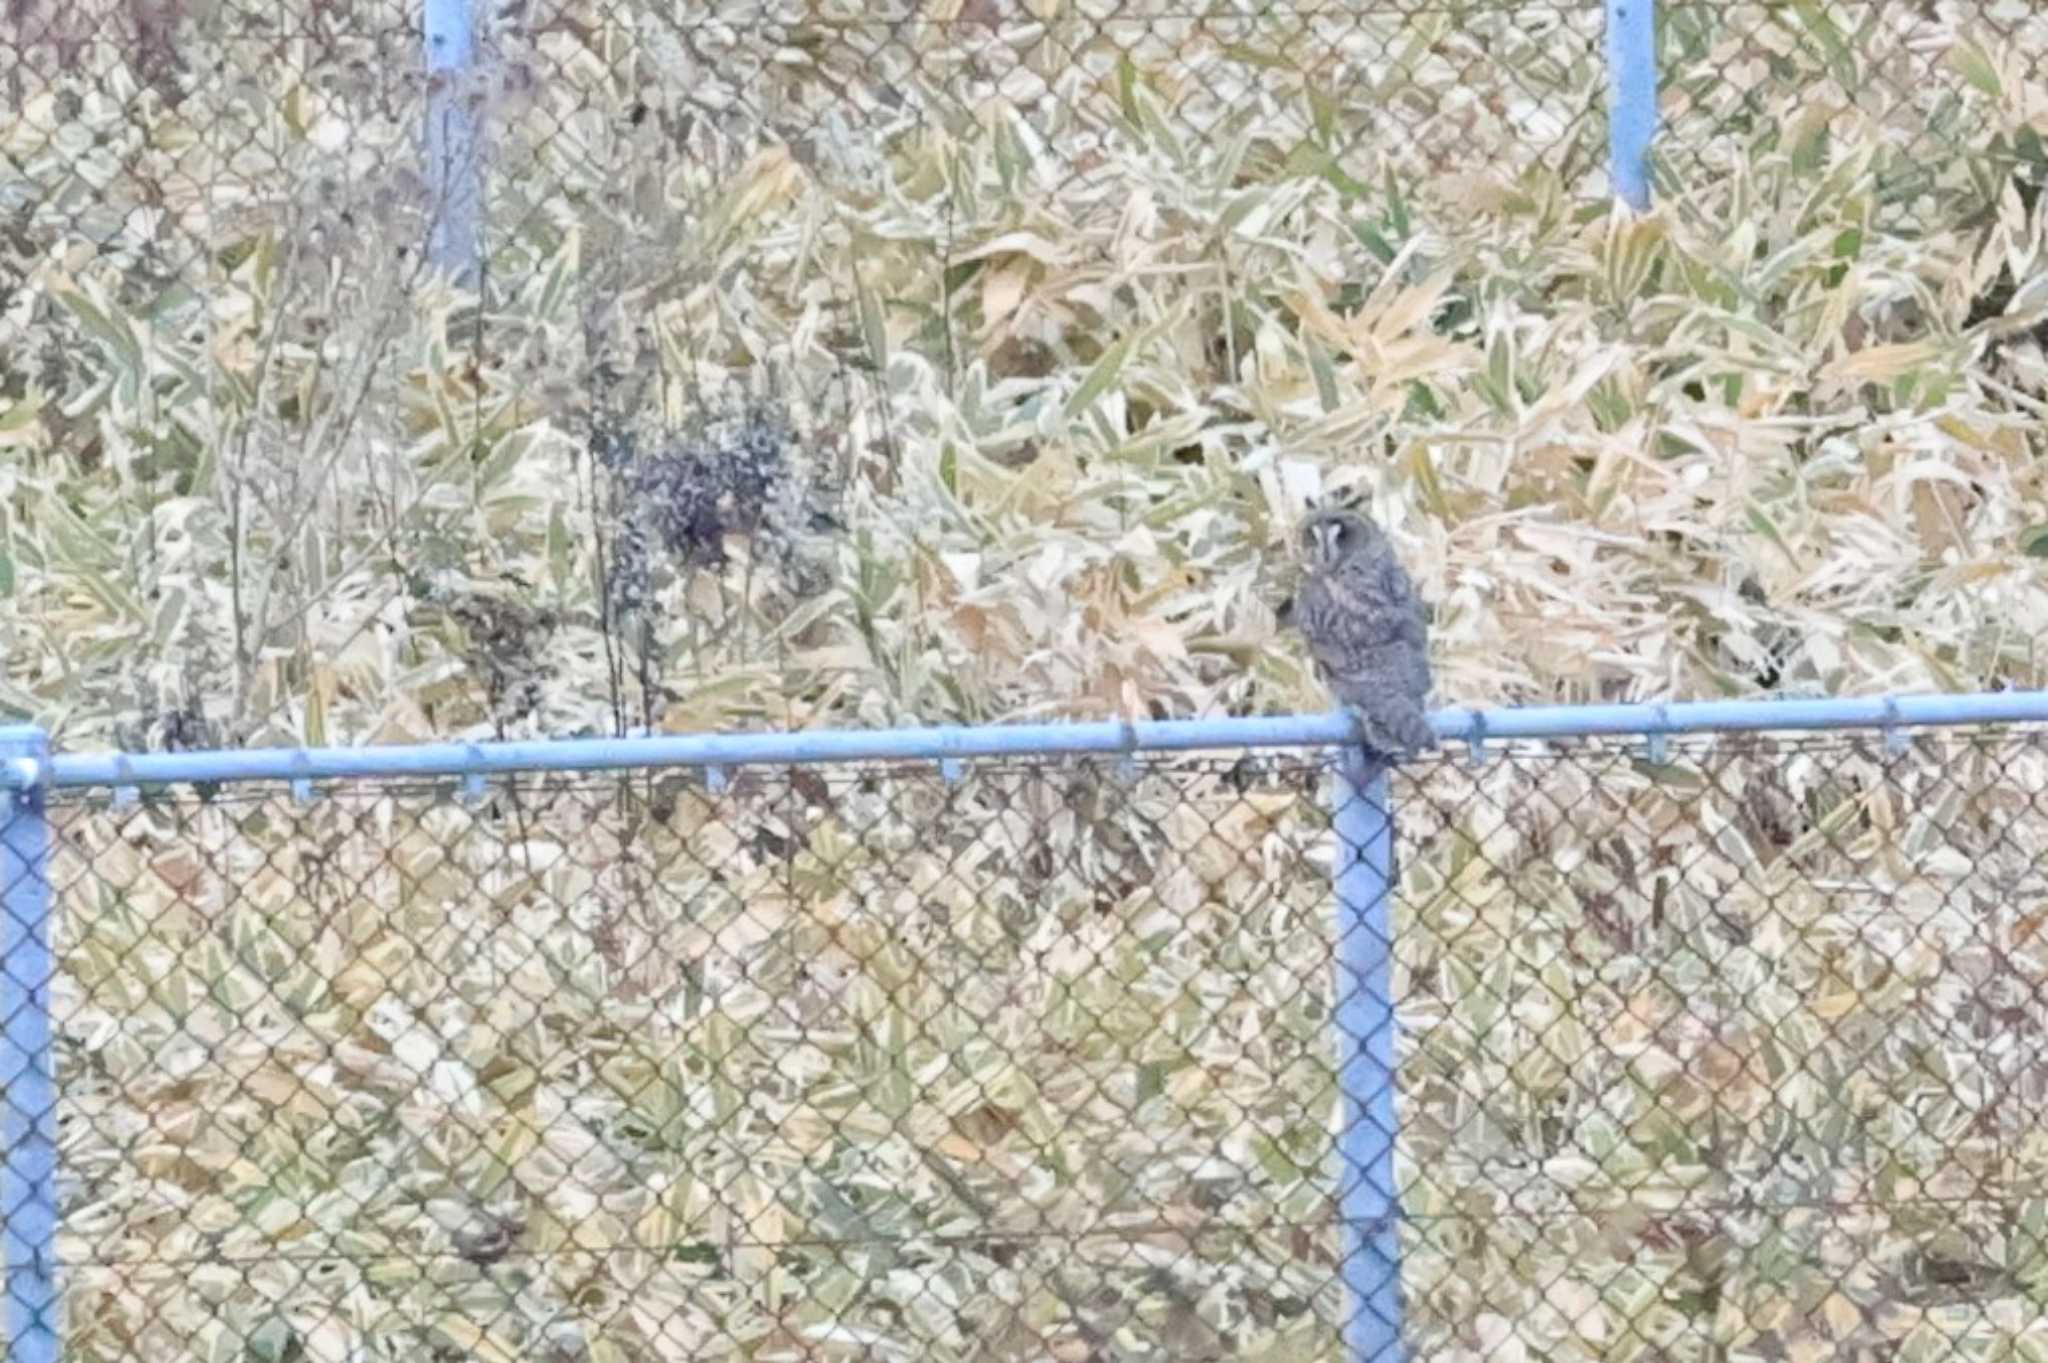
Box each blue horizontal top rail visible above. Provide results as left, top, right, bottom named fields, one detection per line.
left=3, top=691, right=2045, bottom=792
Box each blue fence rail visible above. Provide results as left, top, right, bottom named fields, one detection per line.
left=7, top=690, right=2048, bottom=1363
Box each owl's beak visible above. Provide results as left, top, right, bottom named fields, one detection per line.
left=1312, top=522, right=1338, bottom=562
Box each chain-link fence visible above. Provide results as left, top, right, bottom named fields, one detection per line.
left=7, top=0, right=2048, bottom=279
left=6, top=0, right=2047, bottom=348
left=7, top=698, right=2048, bottom=1362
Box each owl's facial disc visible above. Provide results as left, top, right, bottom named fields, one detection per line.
left=1306, top=515, right=1348, bottom=564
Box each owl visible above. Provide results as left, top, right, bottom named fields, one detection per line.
left=1290, top=508, right=1438, bottom=760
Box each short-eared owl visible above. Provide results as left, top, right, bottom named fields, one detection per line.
left=1291, top=509, right=1437, bottom=760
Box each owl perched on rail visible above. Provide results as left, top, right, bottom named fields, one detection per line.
left=1289, top=508, right=1438, bottom=761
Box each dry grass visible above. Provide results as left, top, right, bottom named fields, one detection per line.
left=9, top=0, right=2048, bottom=1359
left=6, top=0, right=2048, bottom=747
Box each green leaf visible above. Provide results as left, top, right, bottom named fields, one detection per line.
left=534, top=233, right=578, bottom=320
left=1354, top=221, right=1399, bottom=265
left=1305, top=331, right=1340, bottom=414
left=54, top=287, right=146, bottom=399
left=1115, top=54, right=1143, bottom=131
left=0, top=395, right=39, bottom=434
left=1062, top=331, right=1137, bottom=421
left=1747, top=502, right=1802, bottom=569
left=856, top=271, right=889, bottom=375
left=1786, top=0, right=1857, bottom=87
left=1216, top=185, right=1268, bottom=238
left=2020, top=524, right=2048, bottom=558
left=1631, top=757, right=1706, bottom=790
left=1949, top=40, right=2002, bottom=99
left=1384, top=166, right=1412, bottom=238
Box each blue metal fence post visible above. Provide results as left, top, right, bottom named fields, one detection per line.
left=1330, top=745, right=1405, bottom=1363
left=0, top=727, right=57, bottom=1363
left=424, top=0, right=483, bottom=284
left=1605, top=0, right=1657, bottom=210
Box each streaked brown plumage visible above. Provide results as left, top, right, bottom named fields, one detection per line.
left=1291, top=508, right=1437, bottom=759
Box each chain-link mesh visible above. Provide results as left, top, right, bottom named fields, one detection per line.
left=3, top=0, right=1614, bottom=279
left=1657, top=2, right=2048, bottom=229
left=15, top=727, right=2048, bottom=1361
left=7, top=0, right=2044, bottom=307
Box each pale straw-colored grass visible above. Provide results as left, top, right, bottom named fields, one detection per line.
left=7, top=1, right=2048, bottom=1360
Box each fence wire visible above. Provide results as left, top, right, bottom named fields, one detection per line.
left=5, top=0, right=2046, bottom=307
left=13, top=727, right=2047, bottom=1362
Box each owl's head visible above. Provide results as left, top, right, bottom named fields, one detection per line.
left=1298, top=508, right=1382, bottom=568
